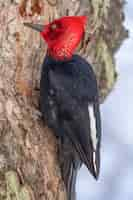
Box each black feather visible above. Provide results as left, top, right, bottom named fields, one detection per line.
left=59, top=136, right=81, bottom=200
left=40, top=54, right=101, bottom=199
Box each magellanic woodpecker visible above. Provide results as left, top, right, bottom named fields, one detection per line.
left=24, top=16, right=101, bottom=200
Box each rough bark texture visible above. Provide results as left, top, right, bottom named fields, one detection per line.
left=0, top=0, right=128, bottom=200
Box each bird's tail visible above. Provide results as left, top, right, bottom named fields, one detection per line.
left=59, top=136, right=81, bottom=200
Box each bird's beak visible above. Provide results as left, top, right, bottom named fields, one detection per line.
left=24, top=23, right=44, bottom=32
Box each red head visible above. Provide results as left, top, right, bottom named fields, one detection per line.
left=24, top=16, right=87, bottom=60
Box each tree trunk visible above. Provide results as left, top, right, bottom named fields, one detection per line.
left=0, top=0, right=127, bottom=199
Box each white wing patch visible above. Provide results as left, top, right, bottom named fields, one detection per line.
left=93, top=152, right=97, bottom=174
left=88, top=104, right=98, bottom=174
left=88, top=104, right=98, bottom=151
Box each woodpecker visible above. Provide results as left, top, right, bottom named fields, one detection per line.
left=24, top=16, right=101, bottom=200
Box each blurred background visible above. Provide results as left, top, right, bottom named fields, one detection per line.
left=77, top=0, right=133, bottom=199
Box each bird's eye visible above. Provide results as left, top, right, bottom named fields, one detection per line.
left=51, top=24, right=57, bottom=30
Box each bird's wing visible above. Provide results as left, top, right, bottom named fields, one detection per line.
left=49, top=69, right=101, bottom=179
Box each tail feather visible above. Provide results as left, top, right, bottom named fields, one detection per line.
left=59, top=136, right=81, bottom=200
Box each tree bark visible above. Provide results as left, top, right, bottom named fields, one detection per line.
left=0, top=0, right=127, bottom=199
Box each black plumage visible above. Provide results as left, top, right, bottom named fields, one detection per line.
left=40, top=54, right=101, bottom=200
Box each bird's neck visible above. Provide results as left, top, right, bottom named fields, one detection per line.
left=46, top=50, right=72, bottom=63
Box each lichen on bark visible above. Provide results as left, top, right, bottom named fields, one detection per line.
left=0, top=0, right=128, bottom=199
